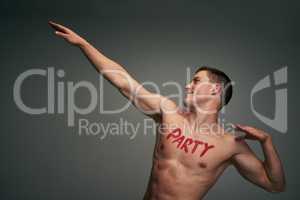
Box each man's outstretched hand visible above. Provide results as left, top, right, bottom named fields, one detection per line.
left=48, top=21, right=87, bottom=46
left=234, top=124, right=270, bottom=143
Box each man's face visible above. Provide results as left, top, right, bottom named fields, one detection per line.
left=184, top=70, right=220, bottom=109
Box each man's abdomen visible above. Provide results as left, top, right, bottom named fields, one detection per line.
left=145, top=158, right=217, bottom=200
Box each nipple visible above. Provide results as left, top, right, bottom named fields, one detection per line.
left=198, top=162, right=207, bottom=168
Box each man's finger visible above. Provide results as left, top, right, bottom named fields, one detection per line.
left=48, top=21, right=69, bottom=33
left=235, top=124, right=254, bottom=133
left=235, top=124, right=265, bottom=140
left=234, top=124, right=248, bottom=132
left=55, top=31, right=68, bottom=38
left=235, top=135, right=245, bottom=141
left=234, top=124, right=257, bottom=138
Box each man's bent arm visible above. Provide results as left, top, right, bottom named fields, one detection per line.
left=232, top=125, right=286, bottom=193
left=261, top=136, right=286, bottom=192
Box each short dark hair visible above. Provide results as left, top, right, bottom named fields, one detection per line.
left=195, top=66, right=233, bottom=107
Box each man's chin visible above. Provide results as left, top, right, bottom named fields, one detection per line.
left=183, top=99, right=194, bottom=109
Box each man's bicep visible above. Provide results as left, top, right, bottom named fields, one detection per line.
left=119, top=82, right=177, bottom=118
left=232, top=141, right=272, bottom=190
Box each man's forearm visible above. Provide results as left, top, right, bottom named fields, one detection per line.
left=261, top=136, right=286, bottom=191
left=78, top=40, right=134, bottom=90
left=78, top=41, right=123, bottom=72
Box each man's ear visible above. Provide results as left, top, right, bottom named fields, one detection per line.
left=211, top=83, right=222, bottom=95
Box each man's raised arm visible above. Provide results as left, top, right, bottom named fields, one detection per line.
left=48, top=21, right=177, bottom=119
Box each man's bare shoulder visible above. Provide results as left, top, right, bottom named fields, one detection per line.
left=220, top=131, right=251, bottom=158
left=160, top=101, right=186, bottom=121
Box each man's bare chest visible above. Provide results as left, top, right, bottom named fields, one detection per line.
left=155, top=126, right=232, bottom=170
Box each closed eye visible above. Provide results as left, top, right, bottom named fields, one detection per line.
left=193, top=79, right=201, bottom=83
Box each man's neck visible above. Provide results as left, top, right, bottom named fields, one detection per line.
left=187, top=111, right=218, bottom=125
left=182, top=104, right=222, bottom=134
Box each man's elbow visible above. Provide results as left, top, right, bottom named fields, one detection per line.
left=268, top=187, right=285, bottom=193
left=265, top=183, right=286, bottom=193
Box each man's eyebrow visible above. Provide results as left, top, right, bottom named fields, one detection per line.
left=193, top=76, right=202, bottom=80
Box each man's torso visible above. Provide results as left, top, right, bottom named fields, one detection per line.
left=144, top=112, right=237, bottom=200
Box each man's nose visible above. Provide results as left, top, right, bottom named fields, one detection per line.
left=185, top=82, right=192, bottom=90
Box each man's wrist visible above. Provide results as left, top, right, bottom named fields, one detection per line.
left=260, top=134, right=271, bottom=144
left=77, top=39, right=89, bottom=48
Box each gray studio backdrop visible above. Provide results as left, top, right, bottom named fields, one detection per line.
left=1, top=0, right=298, bottom=199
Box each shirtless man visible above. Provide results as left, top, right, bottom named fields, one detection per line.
left=49, top=21, right=286, bottom=200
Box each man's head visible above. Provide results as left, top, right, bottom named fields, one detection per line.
left=184, top=66, right=233, bottom=112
